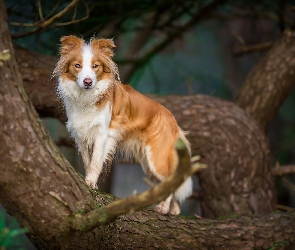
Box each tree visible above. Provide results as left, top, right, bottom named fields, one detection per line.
left=1, top=0, right=295, bottom=249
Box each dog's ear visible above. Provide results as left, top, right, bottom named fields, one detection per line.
left=91, top=39, right=116, bottom=58
left=59, top=35, right=83, bottom=55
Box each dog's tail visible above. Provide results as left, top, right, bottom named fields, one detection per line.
left=174, top=129, right=193, bottom=203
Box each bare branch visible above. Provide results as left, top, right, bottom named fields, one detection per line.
left=55, top=0, right=89, bottom=27
left=272, top=165, right=295, bottom=176
left=37, top=0, right=44, bottom=22
left=233, top=41, right=273, bottom=56
left=71, top=139, right=206, bottom=231
left=12, top=0, right=80, bottom=38
left=117, top=0, right=227, bottom=81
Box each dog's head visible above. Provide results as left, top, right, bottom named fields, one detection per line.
left=54, top=35, right=119, bottom=90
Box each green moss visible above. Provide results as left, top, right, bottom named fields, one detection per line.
left=99, top=212, right=109, bottom=224
left=268, top=241, right=286, bottom=250
left=217, top=214, right=239, bottom=219
left=77, top=209, right=86, bottom=214
left=178, top=215, right=197, bottom=219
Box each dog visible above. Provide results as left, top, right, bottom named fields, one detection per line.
left=53, top=35, right=192, bottom=215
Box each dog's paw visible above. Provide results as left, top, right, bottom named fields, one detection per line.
left=85, top=176, right=98, bottom=190
left=169, top=200, right=180, bottom=215
left=154, top=202, right=170, bottom=215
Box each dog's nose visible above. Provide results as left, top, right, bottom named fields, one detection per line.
left=83, top=78, right=93, bottom=87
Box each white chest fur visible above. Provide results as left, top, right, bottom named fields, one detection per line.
left=67, top=101, right=112, bottom=148
left=58, top=79, right=112, bottom=148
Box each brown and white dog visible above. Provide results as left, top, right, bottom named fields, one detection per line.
left=54, top=35, right=192, bottom=215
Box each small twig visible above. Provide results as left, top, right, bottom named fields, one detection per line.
left=233, top=41, right=273, bottom=56
left=272, top=165, right=295, bottom=176
left=72, top=1, right=78, bottom=21
left=276, top=204, right=293, bottom=212
left=232, top=31, right=245, bottom=45
left=55, top=0, right=89, bottom=26
left=71, top=139, right=206, bottom=231
left=282, top=177, right=295, bottom=193
left=42, top=0, right=62, bottom=22
left=143, top=177, right=154, bottom=188
left=37, top=0, right=44, bottom=23
left=190, top=190, right=203, bottom=200
left=55, top=137, right=75, bottom=147
left=194, top=214, right=202, bottom=219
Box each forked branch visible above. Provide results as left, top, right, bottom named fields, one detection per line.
left=11, top=0, right=88, bottom=38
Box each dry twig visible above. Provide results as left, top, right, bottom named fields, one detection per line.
left=272, top=165, right=295, bottom=176
left=233, top=41, right=273, bottom=56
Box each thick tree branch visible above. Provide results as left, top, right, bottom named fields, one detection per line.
left=235, top=30, right=295, bottom=131
left=72, top=140, right=206, bottom=231
left=112, top=209, right=295, bottom=249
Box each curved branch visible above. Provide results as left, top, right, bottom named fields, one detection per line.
left=235, top=30, right=295, bottom=131
left=72, top=140, right=206, bottom=231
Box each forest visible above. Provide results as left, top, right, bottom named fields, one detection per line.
left=0, top=0, right=295, bottom=249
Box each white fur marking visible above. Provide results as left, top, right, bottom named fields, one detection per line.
left=175, top=177, right=193, bottom=203
left=144, top=145, right=164, bottom=181
left=77, top=45, right=97, bottom=89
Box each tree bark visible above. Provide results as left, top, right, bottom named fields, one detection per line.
left=0, top=2, right=98, bottom=248
left=111, top=210, right=295, bottom=250
left=235, top=30, right=295, bottom=131
left=152, top=95, right=276, bottom=218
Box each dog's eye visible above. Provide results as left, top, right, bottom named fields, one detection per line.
left=93, top=64, right=99, bottom=68
left=74, top=63, right=81, bottom=68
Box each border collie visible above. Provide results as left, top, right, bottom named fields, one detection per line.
left=53, top=35, right=192, bottom=215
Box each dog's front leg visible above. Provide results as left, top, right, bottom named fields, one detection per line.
left=78, top=143, right=91, bottom=176
left=85, top=134, right=108, bottom=189
left=102, top=129, right=119, bottom=162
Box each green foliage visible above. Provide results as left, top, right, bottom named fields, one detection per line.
left=0, top=211, right=28, bottom=250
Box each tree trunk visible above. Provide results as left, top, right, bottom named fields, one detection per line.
left=1, top=1, right=295, bottom=249
left=235, top=30, right=295, bottom=131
